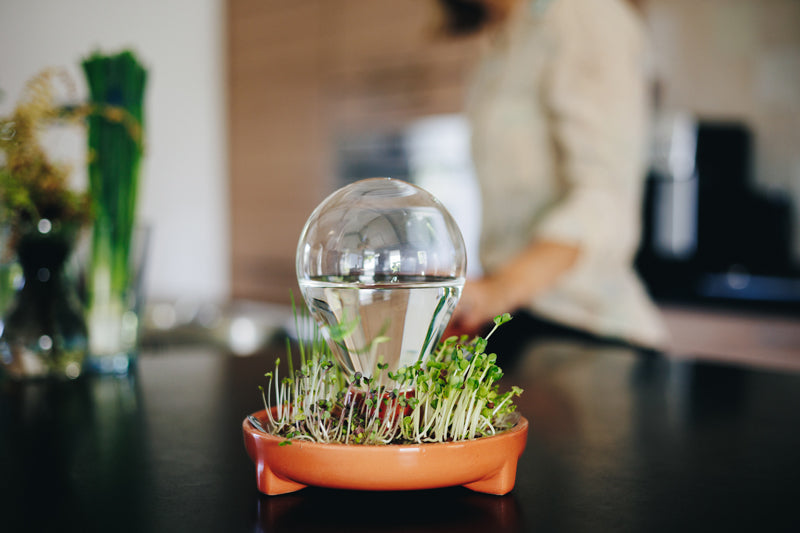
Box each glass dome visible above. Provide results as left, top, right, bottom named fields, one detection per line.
left=296, top=178, right=466, bottom=383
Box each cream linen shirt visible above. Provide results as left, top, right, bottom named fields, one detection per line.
left=466, top=0, right=668, bottom=348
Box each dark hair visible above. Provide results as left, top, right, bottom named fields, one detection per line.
left=437, top=0, right=491, bottom=36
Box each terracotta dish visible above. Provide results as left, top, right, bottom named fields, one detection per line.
left=243, top=408, right=529, bottom=496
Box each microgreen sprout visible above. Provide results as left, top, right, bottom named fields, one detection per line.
left=258, top=310, right=522, bottom=445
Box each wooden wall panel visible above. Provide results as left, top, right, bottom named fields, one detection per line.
left=227, top=0, right=478, bottom=304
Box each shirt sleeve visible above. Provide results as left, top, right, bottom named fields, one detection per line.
left=533, top=0, right=649, bottom=259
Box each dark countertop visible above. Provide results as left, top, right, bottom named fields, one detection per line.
left=2, top=335, right=799, bottom=532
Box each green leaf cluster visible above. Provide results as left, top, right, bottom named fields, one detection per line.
left=259, top=311, right=522, bottom=445
left=82, top=50, right=147, bottom=303
left=0, top=70, right=90, bottom=238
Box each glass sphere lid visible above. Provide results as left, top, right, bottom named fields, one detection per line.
left=296, top=178, right=466, bottom=381
left=296, top=177, right=466, bottom=283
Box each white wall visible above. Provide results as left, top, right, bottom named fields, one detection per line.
left=0, top=0, right=229, bottom=302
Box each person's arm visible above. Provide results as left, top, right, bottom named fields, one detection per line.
left=448, top=239, right=579, bottom=335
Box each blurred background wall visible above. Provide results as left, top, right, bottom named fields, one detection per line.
left=227, top=0, right=800, bottom=309
left=226, top=0, right=480, bottom=303
left=0, top=0, right=229, bottom=303
left=2, top=0, right=798, bottom=313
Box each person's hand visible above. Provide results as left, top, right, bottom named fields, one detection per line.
left=445, top=276, right=517, bottom=338
left=445, top=239, right=580, bottom=338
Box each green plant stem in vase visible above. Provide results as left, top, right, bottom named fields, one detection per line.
left=82, top=50, right=147, bottom=374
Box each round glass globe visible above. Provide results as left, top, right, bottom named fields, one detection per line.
left=296, top=178, right=466, bottom=382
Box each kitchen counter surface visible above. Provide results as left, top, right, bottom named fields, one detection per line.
left=2, top=329, right=799, bottom=532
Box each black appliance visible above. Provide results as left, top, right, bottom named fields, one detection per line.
left=637, top=120, right=800, bottom=312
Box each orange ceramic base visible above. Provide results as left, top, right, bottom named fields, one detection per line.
left=243, top=408, right=528, bottom=496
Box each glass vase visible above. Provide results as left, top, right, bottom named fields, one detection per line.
left=85, top=224, right=149, bottom=374
left=0, top=224, right=23, bottom=320
left=0, top=222, right=88, bottom=380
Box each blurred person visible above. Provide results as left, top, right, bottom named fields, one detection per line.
left=439, top=0, right=668, bottom=350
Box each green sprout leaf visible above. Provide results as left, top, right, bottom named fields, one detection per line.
left=494, top=313, right=512, bottom=326
left=256, top=300, right=521, bottom=444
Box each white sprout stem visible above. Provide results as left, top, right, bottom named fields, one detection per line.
left=491, top=393, right=514, bottom=419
